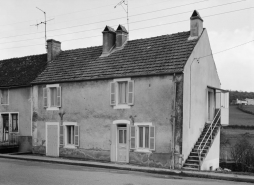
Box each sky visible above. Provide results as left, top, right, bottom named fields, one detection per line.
left=0, top=0, right=253, bottom=92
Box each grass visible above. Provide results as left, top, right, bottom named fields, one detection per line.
left=241, top=105, right=254, bottom=114
left=229, top=105, right=254, bottom=126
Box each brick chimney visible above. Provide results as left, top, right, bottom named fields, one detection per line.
left=101, top=26, right=116, bottom=57
left=116, top=25, right=128, bottom=49
left=47, top=39, right=61, bottom=62
left=189, top=10, right=203, bottom=40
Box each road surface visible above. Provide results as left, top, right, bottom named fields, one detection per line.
left=0, top=158, right=248, bottom=185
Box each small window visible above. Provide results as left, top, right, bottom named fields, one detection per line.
left=11, top=113, right=18, bottom=132
left=130, top=123, right=155, bottom=152
left=110, top=79, right=134, bottom=109
left=66, top=125, right=74, bottom=145
left=43, top=85, right=61, bottom=110
left=1, top=89, right=9, bottom=105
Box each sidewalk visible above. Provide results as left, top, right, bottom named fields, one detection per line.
left=0, top=153, right=254, bottom=183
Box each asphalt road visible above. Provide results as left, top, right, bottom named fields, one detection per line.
left=0, top=158, right=249, bottom=185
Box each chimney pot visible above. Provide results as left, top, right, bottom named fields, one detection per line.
left=47, top=39, right=61, bottom=61
left=116, top=24, right=128, bottom=49
left=189, top=10, right=203, bottom=39
left=101, top=26, right=116, bottom=57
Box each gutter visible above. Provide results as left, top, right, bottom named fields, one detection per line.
left=31, top=71, right=184, bottom=85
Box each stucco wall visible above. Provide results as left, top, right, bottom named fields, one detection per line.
left=0, top=87, right=32, bottom=137
left=32, top=75, right=181, bottom=167
left=182, top=29, right=221, bottom=163
left=201, top=128, right=220, bottom=170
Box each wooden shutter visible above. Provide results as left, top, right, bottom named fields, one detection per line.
left=128, top=80, right=134, bottom=105
left=0, top=90, right=2, bottom=104
left=43, top=88, right=48, bottom=107
left=149, top=126, right=155, bottom=151
left=59, top=125, right=64, bottom=147
left=110, top=124, right=117, bottom=162
left=9, top=114, right=12, bottom=133
left=130, top=126, right=136, bottom=149
left=57, top=87, right=61, bottom=107
left=110, top=82, right=116, bottom=105
left=74, top=125, right=79, bottom=147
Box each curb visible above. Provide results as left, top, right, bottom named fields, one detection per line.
left=1, top=154, right=254, bottom=183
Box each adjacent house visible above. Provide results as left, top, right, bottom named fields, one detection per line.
left=0, top=54, right=47, bottom=152
left=30, top=10, right=229, bottom=170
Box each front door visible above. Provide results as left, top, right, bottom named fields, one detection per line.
left=117, top=127, right=127, bottom=162
left=46, top=122, right=59, bottom=157
left=2, top=114, right=9, bottom=142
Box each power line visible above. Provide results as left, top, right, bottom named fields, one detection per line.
left=0, top=0, right=209, bottom=39
left=0, top=6, right=253, bottom=50
left=0, top=0, right=245, bottom=42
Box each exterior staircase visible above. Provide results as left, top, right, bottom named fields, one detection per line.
left=182, top=109, right=221, bottom=170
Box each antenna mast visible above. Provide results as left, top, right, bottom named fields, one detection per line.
left=114, top=0, right=129, bottom=33
left=31, top=7, right=54, bottom=50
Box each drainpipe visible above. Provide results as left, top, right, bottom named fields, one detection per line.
left=171, top=74, right=177, bottom=169
left=30, top=85, right=33, bottom=137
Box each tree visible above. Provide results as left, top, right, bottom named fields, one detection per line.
left=230, top=133, right=254, bottom=172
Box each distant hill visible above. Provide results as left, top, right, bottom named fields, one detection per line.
left=229, top=90, right=254, bottom=103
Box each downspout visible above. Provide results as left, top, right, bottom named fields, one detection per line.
left=171, top=77, right=176, bottom=169
left=30, top=85, right=33, bottom=137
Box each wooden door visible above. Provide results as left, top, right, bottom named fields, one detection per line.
left=2, top=114, right=9, bottom=142
left=117, top=128, right=127, bottom=162
left=220, top=91, right=229, bottom=126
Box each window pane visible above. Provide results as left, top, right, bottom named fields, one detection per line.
left=139, top=127, right=143, bottom=148
left=67, top=126, right=75, bottom=145
left=145, top=127, right=149, bottom=148
left=12, top=114, right=18, bottom=132
left=119, top=130, right=123, bottom=144
left=118, top=82, right=127, bottom=104
left=124, top=130, right=126, bottom=144
left=51, top=88, right=57, bottom=107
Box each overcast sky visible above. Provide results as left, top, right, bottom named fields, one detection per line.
left=0, top=0, right=253, bottom=91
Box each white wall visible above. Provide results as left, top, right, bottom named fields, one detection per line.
left=182, top=29, right=221, bottom=163
left=201, top=129, right=220, bottom=170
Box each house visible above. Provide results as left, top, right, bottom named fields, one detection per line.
left=0, top=10, right=227, bottom=170
left=0, top=54, right=47, bottom=152
left=235, top=99, right=247, bottom=105
left=245, top=98, right=254, bottom=105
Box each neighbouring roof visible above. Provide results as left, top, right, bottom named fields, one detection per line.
left=33, top=30, right=200, bottom=84
left=0, top=54, right=47, bottom=88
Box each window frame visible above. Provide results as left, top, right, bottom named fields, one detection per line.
left=62, top=122, right=78, bottom=149
left=1, top=89, right=9, bottom=105
left=0, top=112, right=19, bottom=133
left=111, top=78, right=133, bottom=109
left=133, top=122, right=153, bottom=153
left=45, top=84, right=61, bottom=110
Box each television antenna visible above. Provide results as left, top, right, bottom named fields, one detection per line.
left=114, top=0, right=129, bottom=33
left=30, top=7, right=54, bottom=50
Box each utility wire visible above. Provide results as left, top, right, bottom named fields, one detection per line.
left=0, top=0, right=246, bottom=42
left=0, top=6, right=253, bottom=50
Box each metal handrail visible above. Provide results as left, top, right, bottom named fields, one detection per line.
left=197, top=109, right=221, bottom=167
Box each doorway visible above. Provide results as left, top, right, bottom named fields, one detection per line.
left=207, top=88, right=215, bottom=122
left=46, top=122, right=59, bottom=157
left=117, top=125, right=127, bottom=162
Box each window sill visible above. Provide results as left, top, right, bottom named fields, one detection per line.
left=46, top=107, right=59, bottom=111
left=1, top=104, right=9, bottom=106
left=64, top=145, right=76, bottom=149
left=134, top=148, right=152, bottom=153
left=113, top=104, right=131, bottom=109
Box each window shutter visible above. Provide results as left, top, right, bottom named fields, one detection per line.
left=110, top=82, right=116, bottom=105
left=43, top=88, right=48, bottom=107
left=149, top=126, right=155, bottom=151
left=57, top=87, right=62, bottom=107
left=74, top=125, right=79, bottom=147
left=130, top=126, right=136, bottom=149
left=0, top=90, right=2, bottom=104
left=59, top=125, right=64, bottom=147
left=128, top=80, right=134, bottom=105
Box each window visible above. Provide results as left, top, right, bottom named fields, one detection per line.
left=1, top=89, right=9, bottom=105
left=60, top=122, right=79, bottom=148
left=110, top=78, right=134, bottom=109
left=11, top=113, right=18, bottom=132
left=43, top=84, right=61, bottom=110
left=130, top=123, right=155, bottom=152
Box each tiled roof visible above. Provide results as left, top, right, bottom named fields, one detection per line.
left=0, top=54, right=47, bottom=88
left=33, top=30, right=199, bottom=84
